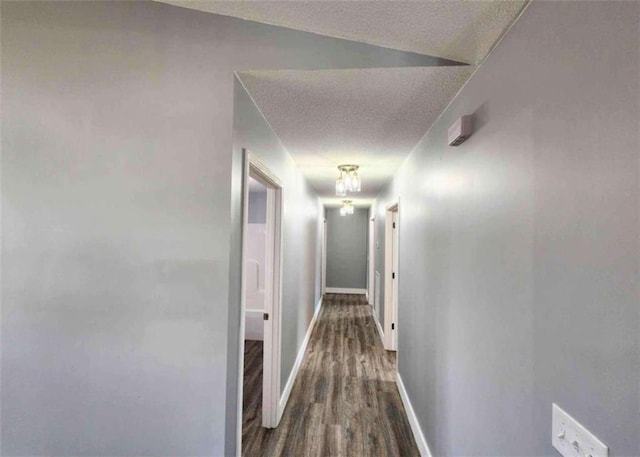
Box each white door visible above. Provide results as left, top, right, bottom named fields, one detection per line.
left=383, top=202, right=399, bottom=351
left=391, top=211, right=399, bottom=350
left=261, top=184, right=279, bottom=428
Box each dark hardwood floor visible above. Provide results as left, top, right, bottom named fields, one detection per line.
left=242, top=293, right=419, bottom=456
left=243, top=339, right=265, bottom=452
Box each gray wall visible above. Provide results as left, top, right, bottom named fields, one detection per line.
left=0, top=2, right=451, bottom=456
left=248, top=190, right=267, bottom=224
left=326, top=208, right=368, bottom=289
left=373, top=2, right=640, bottom=456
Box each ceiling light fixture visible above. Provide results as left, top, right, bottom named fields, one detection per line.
left=340, top=200, right=355, bottom=216
left=335, top=164, right=361, bottom=196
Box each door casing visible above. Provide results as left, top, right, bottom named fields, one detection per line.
left=384, top=200, right=399, bottom=351
left=237, top=149, right=284, bottom=457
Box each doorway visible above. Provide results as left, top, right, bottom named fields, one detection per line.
left=239, top=150, right=283, bottom=455
left=384, top=201, right=399, bottom=351
left=322, top=217, right=327, bottom=296
left=368, top=216, right=375, bottom=306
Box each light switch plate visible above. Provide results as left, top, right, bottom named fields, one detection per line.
left=552, top=404, right=608, bottom=457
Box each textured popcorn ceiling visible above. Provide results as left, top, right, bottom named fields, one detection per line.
left=157, top=0, right=527, bottom=64
left=238, top=66, right=474, bottom=204
left=156, top=0, right=526, bottom=203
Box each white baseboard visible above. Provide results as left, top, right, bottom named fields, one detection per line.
left=396, top=373, right=433, bottom=457
left=371, top=307, right=385, bottom=346
left=325, top=287, right=366, bottom=294
left=278, top=295, right=323, bottom=421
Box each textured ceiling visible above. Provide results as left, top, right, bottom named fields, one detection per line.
left=238, top=66, right=474, bottom=204
left=156, top=0, right=525, bottom=204
left=157, top=0, right=527, bottom=64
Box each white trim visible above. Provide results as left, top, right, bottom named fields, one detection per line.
left=396, top=373, right=433, bottom=457
left=325, top=287, right=366, bottom=294
left=322, top=219, right=327, bottom=295
left=371, top=305, right=385, bottom=346
left=384, top=199, right=399, bottom=351
left=278, top=296, right=324, bottom=421
left=236, top=153, right=250, bottom=456
left=368, top=217, right=376, bottom=305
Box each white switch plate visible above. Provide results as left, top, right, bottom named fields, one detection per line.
left=552, top=404, right=608, bottom=457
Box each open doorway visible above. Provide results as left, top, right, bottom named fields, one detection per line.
left=368, top=216, right=375, bottom=306
left=239, top=150, right=283, bottom=454
left=322, top=217, right=327, bottom=296
left=384, top=201, right=399, bottom=351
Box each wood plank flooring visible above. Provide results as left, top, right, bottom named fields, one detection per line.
left=242, top=293, right=419, bottom=456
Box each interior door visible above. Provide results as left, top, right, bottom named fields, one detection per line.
left=391, top=210, right=399, bottom=350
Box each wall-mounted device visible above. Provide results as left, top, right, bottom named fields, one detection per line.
left=448, top=115, right=473, bottom=146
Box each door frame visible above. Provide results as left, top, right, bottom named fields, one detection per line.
left=384, top=199, right=399, bottom=351
left=368, top=216, right=376, bottom=306
left=322, top=217, right=327, bottom=296
left=238, top=149, right=284, bottom=453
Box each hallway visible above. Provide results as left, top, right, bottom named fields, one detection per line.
left=242, top=294, right=419, bottom=456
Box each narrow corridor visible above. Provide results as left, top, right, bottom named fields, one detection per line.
left=242, top=294, right=419, bottom=456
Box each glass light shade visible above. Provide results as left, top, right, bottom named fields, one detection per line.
left=340, top=206, right=347, bottom=216
left=347, top=204, right=354, bottom=215
left=335, top=177, right=346, bottom=196
left=336, top=165, right=362, bottom=196
left=344, top=173, right=353, bottom=192
left=351, top=173, right=361, bottom=192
